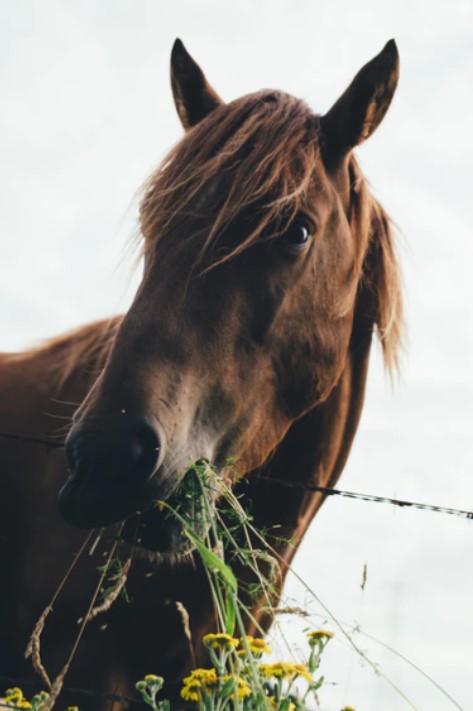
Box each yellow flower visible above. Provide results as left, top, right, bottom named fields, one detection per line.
left=259, top=662, right=312, bottom=682
left=4, top=688, right=32, bottom=708
left=260, top=662, right=284, bottom=678
left=183, top=668, right=218, bottom=685
left=181, top=668, right=219, bottom=701
left=341, top=707, right=357, bottom=711
left=292, top=663, right=312, bottom=682
left=66, top=707, right=79, bottom=711
left=5, top=688, right=24, bottom=703
left=203, top=633, right=239, bottom=650
left=241, top=635, right=272, bottom=656
left=144, top=674, right=162, bottom=683
left=306, top=629, right=334, bottom=645
left=221, top=675, right=252, bottom=700
left=181, top=681, right=201, bottom=702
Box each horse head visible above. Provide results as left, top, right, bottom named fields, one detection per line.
left=59, top=39, right=402, bottom=556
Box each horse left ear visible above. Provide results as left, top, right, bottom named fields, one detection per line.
left=321, top=40, right=399, bottom=161
left=170, top=38, right=224, bottom=130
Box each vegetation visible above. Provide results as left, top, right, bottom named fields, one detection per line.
left=136, top=629, right=337, bottom=711
left=2, top=462, right=355, bottom=710
left=4, top=466, right=463, bottom=711
left=135, top=463, right=354, bottom=710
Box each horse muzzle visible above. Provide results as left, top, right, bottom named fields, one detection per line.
left=58, top=415, right=169, bottom=528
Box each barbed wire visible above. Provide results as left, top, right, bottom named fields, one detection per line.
left=251, top=476, right=473, bottom=520
left=0, top=430, right=471, bottom=520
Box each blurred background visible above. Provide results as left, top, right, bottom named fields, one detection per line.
left=0, top=1, right=472, bottom=709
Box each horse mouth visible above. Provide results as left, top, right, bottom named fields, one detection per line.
left=58, top=462, right=213, bottom=559
left=120, top=471, right=211, bottom=558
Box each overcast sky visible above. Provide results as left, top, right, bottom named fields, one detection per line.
left=1, top=2, right=472, bottom=709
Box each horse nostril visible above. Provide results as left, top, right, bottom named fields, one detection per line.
left=130, top=418, right=163, bottom=480
left=64, top=415, right=164, bottom=483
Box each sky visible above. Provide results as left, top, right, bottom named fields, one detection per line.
left=0, top=1, right=472, bottom=709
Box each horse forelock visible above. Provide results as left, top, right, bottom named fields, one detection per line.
left=138, top=90, right=321, bottom=268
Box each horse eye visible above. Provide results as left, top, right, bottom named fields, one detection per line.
left=279, top=222, right=312, bottom=252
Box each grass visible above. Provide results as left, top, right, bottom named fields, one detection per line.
left=133, top=462, right=352, bottom=711
left=5, top=461, right=459, bottom=710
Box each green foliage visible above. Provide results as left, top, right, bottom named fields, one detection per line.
left=137, top=461, right=352, bottom=711
left=135, top=676, right=169, bottom=711
left=96, top=555, right=131, bottom=604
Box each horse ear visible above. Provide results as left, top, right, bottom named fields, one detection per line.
left=321, top=40, right=399, bottom=161
left=170, top=38, right=224, bottom=130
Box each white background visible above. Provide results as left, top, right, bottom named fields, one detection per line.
left=0, top=2, right=472, bottom=709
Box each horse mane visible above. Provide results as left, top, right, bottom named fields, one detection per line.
left=348, top=159, right=404, bottom=373
left=139, top=90, right=320, bottom=267
left=30, top=317, right=122, bottom=388
left=33, top=91, right=402, bottom=385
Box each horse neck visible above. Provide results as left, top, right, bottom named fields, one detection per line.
left=239, top=309, right=374, bottom=568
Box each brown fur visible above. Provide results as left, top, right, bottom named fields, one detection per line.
left=30, top=317, right=122, bottom=390
left=0, top=40, right=402, bottom=710
left=35, top=152, right=401, bottom=382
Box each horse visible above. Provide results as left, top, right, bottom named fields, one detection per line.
left=0, top=38, right=402, bottom=709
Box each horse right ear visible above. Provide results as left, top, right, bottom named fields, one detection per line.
left=321, top=40, right=399, bottom=163
left=170, top=39, right=224, bottom=130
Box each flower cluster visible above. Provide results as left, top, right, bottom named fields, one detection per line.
left=180, top=667, right=253, bottom=702
left=240, top=636, right=272, bottom=657
left=306, top=629, right=334, bottom=645
left=135, top=623, right=360, bottom=711
left=259, top=662, right=312, bottom=683
left=1, top=689, right=55, bottom=711
left=135, top=675, right=168, bottom=711
left=178, top=630, right=332, bottom=709
left=203, top=633, right=240, bottom=650
left=1, top=688, right=78, bottom=711
left=203, top=633, right=272, bottom=657
left=181, top=669, right=219, bottom=702
left=3, top=688, right=32, bottom=709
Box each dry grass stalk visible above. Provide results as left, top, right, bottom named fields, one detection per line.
left=24, top=532, right=93, bottom=691
left=24, top=605, right=53, bottom=689
left=37, top=524, right=123, bottom=711
left=86, top=558, right=131, bottom=622
left=40, top=664, right=68, bottom=711
left=176, top=600, right=196, bottom=668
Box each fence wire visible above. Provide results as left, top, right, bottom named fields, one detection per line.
left=0, top=430, right=471, bottom=520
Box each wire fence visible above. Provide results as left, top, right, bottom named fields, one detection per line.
left=1, top=430, right=471, bottom=520
left=251, top=476, right=473, bottom=520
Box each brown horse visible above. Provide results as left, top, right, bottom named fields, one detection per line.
left=0, top=39, right=402, bottom=709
